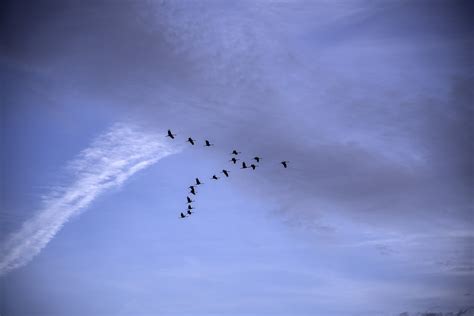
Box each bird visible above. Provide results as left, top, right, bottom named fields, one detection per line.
left=189, top=186, right=196, bottom=195
left=186, top=196, right=194, bottom=204
left=229, top=157, right=239, bottom=164
left=211, top=175, right=219, bottom=180
left=231, top=150, right=241, bottom=155
left=222, top=169, right=230, bottom=177
left=188, top=204, right=194, bottom=210
left=241, top=162, right=248, bottom=169
left=250, top=164, right=257, bottom=170
left=254, top=156, right=261, bottom=163
left=180, top=212, right=186, bottom=218
left=187, top=137, right=195, bottom=145
left=166, top=129, right=176, bottom=139
left=187, top=210, right=193, bottom=215
left=281, top=161, right=289, bottom=168
left=195, top=178, right=203, bottom=185
left=204, top=140, right=214, bottom=147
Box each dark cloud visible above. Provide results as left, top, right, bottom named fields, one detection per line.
left=4, top=0, right=471, bottom=242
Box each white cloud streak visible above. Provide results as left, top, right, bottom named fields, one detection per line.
left=0, top=123, right=180, bottom=276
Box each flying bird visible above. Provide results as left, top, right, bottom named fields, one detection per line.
left=231, top=150, right=241, bottom=155
left=204, top=140, right=214, bottom=147
left=189, top=186, right=196, bottom=195
left=187, top=137, right=195, bottom=145
left=222, top=169, right=230, bottom=177
left=166, top=129, right=176, bottom=139
left=186, top=196, right=194, bottom=204
left=211, top=175, right=219, bottom=180
left=254, top=156, right=261, bottom=163
left=187, top=210, right=193, bottom=215
left=195, top=178, right=203, bottom=185
left=241, top=162, right=248, bottom=169
left=250, top=164, right=257, bottom=170
left=281, top=161, right=289, bottom=168
left=188, top=204, right=194, bottom=210
left=229, top=157, right=239, bottom=164
left=180, top=212, right=186, bottom=218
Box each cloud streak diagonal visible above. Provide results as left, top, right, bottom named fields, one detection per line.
left=0, top=123, right=180, bottom=276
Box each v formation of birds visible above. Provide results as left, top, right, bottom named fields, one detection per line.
left=166, top=129, right=289, bottom=219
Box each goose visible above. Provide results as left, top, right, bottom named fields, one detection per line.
left=241, top=162, right=248, bottom=169
left=186, top=196, right=194, bottom=204
left=204, top=140, right=214, bottom=147
left=211, top=175, right=219, bottom=180
left=231, top=150, right=241, bottom=155
left=166, top=129, right=176, bottom=139
left=222, top=169, right=230, bottom=177
left=250, top=164, right=257, bottom=170
left=281, top=161, right=289, bottom=168
left=187, top=137, right=195, bottom=145
left=180, top=212, right=186, bottom=218
left=253, top=156, right=261, bottom=163
left=230, top=157, right=239, bottom=164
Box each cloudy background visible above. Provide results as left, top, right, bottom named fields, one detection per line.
left=1, top=0, right=473, bottom=315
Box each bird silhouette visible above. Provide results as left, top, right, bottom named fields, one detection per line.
left=254, top=156, right=261, bottom=163
left=188, top=204, right=194, bottom=210
left=186, top=196, right=194, bottom=204
left=250, top=164, right=257, bottom=170
left=222, top=169, right=230, bottom=177
left=187, top=137, right=195, bottom=145
left=166, top=129, right=176, bottom=139
left=195, top=178, right=203, bottom=185
left=241, top=162, right=248, bottom=169
left=204, top=140, right=214, bottom=147
left=281, top=161, right=289, bottom=168
left=187, top=210, right=193, bottom=215
left=211, top=175, right=219, bottom=180
left=231, top=150, right=241, bottom=155
left=180, top=212, right=186, bottom=218
left=189, top=186, right=196, bottom=195
left=229, top=157, right=239, bottom=164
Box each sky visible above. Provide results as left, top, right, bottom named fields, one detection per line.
left=1, top=0, right=473, bottom=315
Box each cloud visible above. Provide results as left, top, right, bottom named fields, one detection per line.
left=0, top=122, right=180, bottom=276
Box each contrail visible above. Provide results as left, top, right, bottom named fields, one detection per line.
left=0, top=123, right=180, bottom=276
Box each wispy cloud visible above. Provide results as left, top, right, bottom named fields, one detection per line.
left=0, top=123, right=180, bottom=276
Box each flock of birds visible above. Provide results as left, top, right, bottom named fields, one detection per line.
left=165, top=129, right=289, bottom=219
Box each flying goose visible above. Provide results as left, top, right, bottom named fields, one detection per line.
left=187, top=137, right=196, bottom=145
left=166, top=129, right=176, bottom=139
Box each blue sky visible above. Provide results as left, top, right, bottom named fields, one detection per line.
left=1, top=1, right=473, bottom=315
